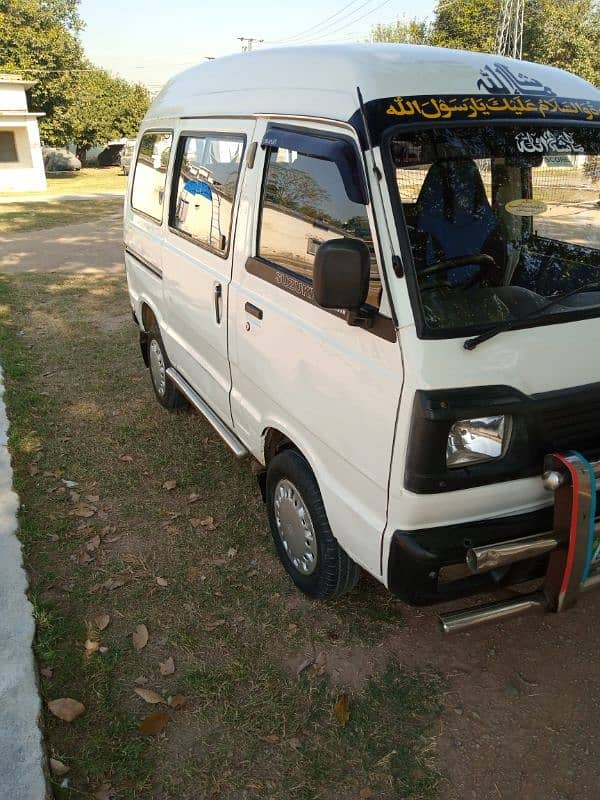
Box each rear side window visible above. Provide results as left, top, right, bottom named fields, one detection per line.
left=131, top=131, right=172, bottom=223
left=258, top=145, right=381, bottom=307
left=171, top=134, right=245, bottom=255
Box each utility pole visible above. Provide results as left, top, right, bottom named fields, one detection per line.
left=496, top=0, right=525, bottom=59
left=238, top=37, right=264, bottom=52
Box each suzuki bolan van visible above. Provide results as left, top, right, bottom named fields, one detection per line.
left=124, top=45, right=600, bottom=632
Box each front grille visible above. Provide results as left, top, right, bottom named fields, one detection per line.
left=535, top=393, right=600, bottom=455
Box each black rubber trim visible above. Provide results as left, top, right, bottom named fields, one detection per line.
left=124, top=246, right=162, bottom=279
left=245, top=256, right=396, bottom=343
left=405, top=381, right=600, bottom=493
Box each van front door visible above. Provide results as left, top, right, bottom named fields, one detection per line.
left=229, top=122, right=403, bottom=578
left=162, top=120, right=255, bottom=426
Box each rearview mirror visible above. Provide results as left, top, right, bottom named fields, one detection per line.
left=313, top=238, right=370, bottom=310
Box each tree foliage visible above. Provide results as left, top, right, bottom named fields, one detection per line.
left=370, top=0, right=600, bottom=86
left=0, top=0, right=150, bottom=150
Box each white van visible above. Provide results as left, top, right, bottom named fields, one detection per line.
left=124, top=45, right=600, bottom=632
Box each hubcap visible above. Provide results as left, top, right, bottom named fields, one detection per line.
left=149, top=338, right=166, bottom=397
left=273, top=479, right=317, bottom=575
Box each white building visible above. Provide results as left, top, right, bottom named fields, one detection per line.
left=0, top=75, right=46, bottom=192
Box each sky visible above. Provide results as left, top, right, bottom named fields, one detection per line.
left=79, top=0, right=438, bottom=91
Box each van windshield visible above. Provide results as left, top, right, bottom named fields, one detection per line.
left=387, top=124, right=600, bottom=336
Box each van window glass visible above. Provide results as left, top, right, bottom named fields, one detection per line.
left=258, top=147, right=381, bottom=308
left=388, top=124, right=600, bottom=335
left=171, top=134, right=245, bottom=254
left=131, top=131, right=173, bottom=222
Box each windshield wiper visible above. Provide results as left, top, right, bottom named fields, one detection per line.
left=464, top=282, right=600, bottom=351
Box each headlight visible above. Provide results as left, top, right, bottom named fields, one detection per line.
left=446, top=415, right=512, bottom=468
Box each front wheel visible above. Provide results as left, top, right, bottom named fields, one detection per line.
left=147, top=325, right=187, bottom=410
left=266, top=449, right=360, bottom=599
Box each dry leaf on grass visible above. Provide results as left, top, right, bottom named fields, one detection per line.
left=94, top=782, right=117, bottom=800
left=86, top=535, right=101, bottom=552
left=78, top=551, right=93, bottom=566
left=139, top=711, right=168, bottom=735
left=188, top=493, right=200, bottom=503
left=86, top=494, right=100, bottom=503
left=159, top=657, right=175, bottom=676
left=134, top=675, right=148, bottom=685
left=94, top=613, right=110, bottom=631
left=155, top=576, right=168, bottom=587
left=132, top=624, right=148, bottom=651
left=200, top=516, right=218, bottom=530
left=134, top=687, right=164, bottom=704
left=29, top=464, right=39, bottom=477
left=49, top=757, right=70, bottom=775
left=333, top=694, right=350, bottom=726
left=205, top=619, right=226, bottom=631
left=84, top=639, right=100, bottom=656
left=103, top=578, right=126, bottom=591
left=227, top=547, right=237, bottom=558
left=47, top=698, right=85, bottom=722
left=162, top=479, right=177, bottom=491
left=71, top=504, right=96, bottom=518
left=120, top=454, right=134, bottom=462
left=167, top=694, right=189, bottom=709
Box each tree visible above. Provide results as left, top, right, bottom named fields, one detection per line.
left=371, top=17, right=432, bottom=45
left=0, top=0, right=150, bottom=151
left=0, top=0, right=85, bottom=143
left=370, top=0, right=600, bottom=86
left=69, top=67, right=150, bottom=162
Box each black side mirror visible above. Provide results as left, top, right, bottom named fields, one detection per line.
left=313, top=238, right=370, bottom=310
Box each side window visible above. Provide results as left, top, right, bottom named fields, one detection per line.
left=131, top=131, right=172, bottom=223
left=258, top=145, right=381, bottom=308
left=171, top=134, right=245, bottom=254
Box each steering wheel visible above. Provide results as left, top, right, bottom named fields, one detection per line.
left=419, top=254, right=498, bottom=279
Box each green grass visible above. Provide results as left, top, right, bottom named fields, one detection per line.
left=0, top=166, right=128, bottom=199
left=0, top=197, right=122, bottom=233
left=0, top=270, right=442, bottom=799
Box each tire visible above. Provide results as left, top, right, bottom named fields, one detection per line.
left=146, top=325, right=187, bottom=410
left=266, top=449, right=360, bottom=599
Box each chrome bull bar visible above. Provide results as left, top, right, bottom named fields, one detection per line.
left=439, top=452, right=600, bottom=634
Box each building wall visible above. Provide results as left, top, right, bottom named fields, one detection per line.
left=0, top=79, right=46, bottom=193
left=0, top=117, right=46, bottom=192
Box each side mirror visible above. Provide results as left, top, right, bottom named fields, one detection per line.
left=313, top=238, right=370, bottom=310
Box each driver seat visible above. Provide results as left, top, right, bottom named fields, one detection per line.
left=414, top=159, right=503, bottom=286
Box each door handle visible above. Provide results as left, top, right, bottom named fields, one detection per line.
left=244, top=302, right=263, bottom=320
left=214, top=282, right=222, bottom=324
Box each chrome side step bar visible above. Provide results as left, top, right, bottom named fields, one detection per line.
left=440, top=593, right=546, bottom=634
left=166, top=368, right=248, bottom=459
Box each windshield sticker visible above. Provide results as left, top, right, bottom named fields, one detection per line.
left=515, top=130, right=584, bottom=154
left=384, top=95, right=600, bottom=122
left=505, top=198, right=548, bottom=217
left=477, top=62, right=555, bottom=97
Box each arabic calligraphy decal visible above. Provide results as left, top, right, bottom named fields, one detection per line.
left=477, top=62, right=556, bottom=97
left=515, top=130, right=585, bottom=154
left=383, top=94, right=600, bottom=123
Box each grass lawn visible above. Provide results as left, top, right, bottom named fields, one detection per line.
left=0, top=197, right=122, bottom=234
left=0, top=269, right=442, bottom=800
left=45, top=167, right=128, bottom=196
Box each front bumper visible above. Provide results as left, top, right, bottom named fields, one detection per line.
left=389, top=452, right=600, bottom=626
left=388, top=508, right=552, bottom=605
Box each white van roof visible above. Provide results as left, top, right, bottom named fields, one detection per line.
left=146, top=44, right=600, bottom=124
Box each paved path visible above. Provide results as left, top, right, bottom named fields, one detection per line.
left=0, top=370, right=47, bottom=800
left=0, top=215, right=124, bottom=274
left=0, top=192, right=123, bottom=205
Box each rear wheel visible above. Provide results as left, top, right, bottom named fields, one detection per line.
left=266, top=449, right=360, bottom=599
left=147, top=325, right=187, bottom=410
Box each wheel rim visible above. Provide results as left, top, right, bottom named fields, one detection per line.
left=273, top=478, right=317, bottom=575
left=149, top=338, right=166, bottom=397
